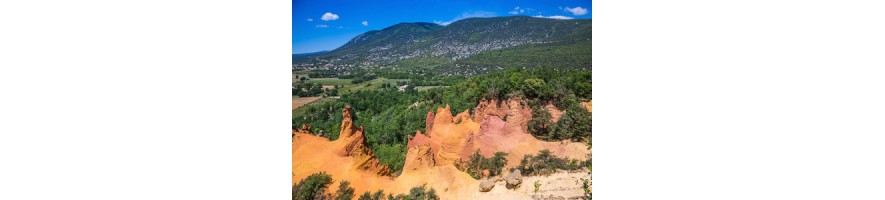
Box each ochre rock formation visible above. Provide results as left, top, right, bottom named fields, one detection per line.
left=412, top=101, right=591, bottom=168
left=293, top=100, right=591, bottom=199
left=293, top=105, right=392, bottom=192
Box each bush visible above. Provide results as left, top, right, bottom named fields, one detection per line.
left=407, top=184, right=438, bottom=200
left=358, top=190, right=386, bottom=200
left=334, top=181, right=355, bottom=200
left=462, top=150, right=508, bottom=179
left=516, top=150, right=589, bottom=176
left=293, top=172, right=333, bottom=200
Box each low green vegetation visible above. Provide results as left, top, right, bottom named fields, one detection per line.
left=580, top=178, right=591, bottom=199
left=461, top=150, right=508, bottom=179
left=357, top=190, right=386, bottom=200
left=296, top=172, right=439, bottom=200
left=334, top=181, right=355, bottom=200
left=292, top=172, right=333, bottom=200
left=534, top=180, right=541, bottom=193
left=514, top=150, right=590, bottom=176
left=305, top=78, right=355, bottom=86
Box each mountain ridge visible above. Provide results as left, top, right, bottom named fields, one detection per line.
left=293, top=16, right=591, bottom=76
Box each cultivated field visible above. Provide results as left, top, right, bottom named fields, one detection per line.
left=292, top=96, right=322, bottom=110
left=304, top=78, right=354, bottom=86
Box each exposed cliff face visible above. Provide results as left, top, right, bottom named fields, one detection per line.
left=293, top=100, right=591, bottom=199
left=406, top=100, right=591, bottom=169
left=473, top=98, right=532, bottom=132
left=292, top=105, right=391, bottom=185
left=403, top=131, right=435, bottom=172
left=294, top=105, right=477, bottom=199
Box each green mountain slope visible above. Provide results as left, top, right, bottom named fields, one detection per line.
left=294, top=16, right=591, bottom=76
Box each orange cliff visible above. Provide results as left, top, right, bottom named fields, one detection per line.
left=292, top=105, right=393, bottom=193
left=415, top=100, right=590, bottom=168
left=293, top=101, right=591, bottom=199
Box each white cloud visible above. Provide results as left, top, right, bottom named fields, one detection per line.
left=564, top=7, right=588, bottom=16
left=508, top=6, right=528, bottom=15
left=533, top=15, right=574, bottom=20
left=321, top=12, right=339, bottom=21
left=307, top=18, right=313, bottom=22
left=316, top=24, right=328, bottom=28
left=361, top=21, right=368, bottom=26
left=433, top=20, right=451, bottom=26
left=434, top=11, right=497, bottom=26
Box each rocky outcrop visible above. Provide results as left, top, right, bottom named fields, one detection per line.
left=339, top=105, right=357, bottom=139
left=421, top=105, right=479, bottom=166
left=405, top=101, right=592, bottom=169
left=425, top=110, right=435, bottom=133
left=472, top=98, right=533, bottom=132
left=479, top=180, right=495, bottom=192
left=293, top=105, right=390, bottom=180
left=338, top=105, right=391, bottom=176
left=505, top=169, right=522, bottom=189
left=403, top=131, right=437, bottom=173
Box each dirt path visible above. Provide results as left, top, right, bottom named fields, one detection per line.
left=292, top=96, right=322, bottom=110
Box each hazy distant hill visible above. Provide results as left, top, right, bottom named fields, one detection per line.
left=293, top=16, right=591, bottom=76
left=292, top=50, right=330, bottom=59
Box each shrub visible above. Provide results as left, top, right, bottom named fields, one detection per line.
left=462, top=150, right=508, bottom=179
left=293, top=172, right=333, bottom=200
left=516, top=150, right=589, bottom=176
left=334, top=181, right=355, bottom=200
left=407, top=184, right=438, bottom=200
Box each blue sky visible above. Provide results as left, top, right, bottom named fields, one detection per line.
left=293, top=0, right=592, bottom=54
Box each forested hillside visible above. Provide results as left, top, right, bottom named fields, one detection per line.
left=293, top=16, right=591, bottom=76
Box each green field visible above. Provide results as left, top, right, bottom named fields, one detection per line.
left=304, top=78, right=355, bottom=86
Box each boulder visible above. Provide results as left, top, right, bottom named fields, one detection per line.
left=479, top=180, right=495, bottom=192
left=505, top=169, right=523, bottom=189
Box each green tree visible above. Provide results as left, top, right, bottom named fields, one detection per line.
left=522, top=78, right=546, bottom=98
left=335, top=181, right=355, bottom=200
left=527, top=103, right=554, bottom=140
left=490, top=152, right=509, bottom=176
left=293, top=172, right=333, bottom=200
